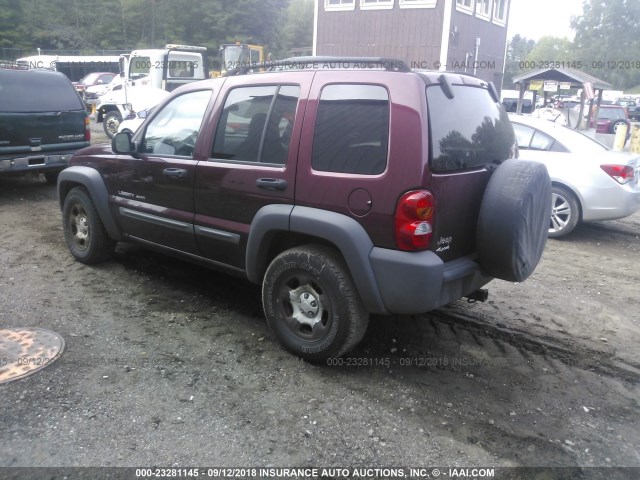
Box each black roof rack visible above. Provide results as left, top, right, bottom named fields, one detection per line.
left=225, top=56, right=411, bottom=76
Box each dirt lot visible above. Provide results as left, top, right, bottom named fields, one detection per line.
left=1, top=130, right=639, bottom=478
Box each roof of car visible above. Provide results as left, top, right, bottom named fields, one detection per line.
left=0, top=67, right=73, bottom=86
left=222, top=56, right=492, bottom=89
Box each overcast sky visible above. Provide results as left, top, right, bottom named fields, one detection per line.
left=507, top=0, right=584, bottom=41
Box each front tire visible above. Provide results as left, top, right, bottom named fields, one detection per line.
left=62, top=187, right=115, bottom=264
left=262, top=245, right=369, bottom=362
left=549, top=186, right=580, bottom=238
left=103, top=111, right=122, bottom=139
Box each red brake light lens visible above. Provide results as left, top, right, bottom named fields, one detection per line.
left=395, top=190, right=435, bottom=251
left=84, top=116, right=91, bottom=142
left=601, top=164, right=634, bottom=184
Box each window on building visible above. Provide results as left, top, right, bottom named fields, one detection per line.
left=325, top=0, right=356, bottom=11
left=475, top=0, right=490, bottom=18
left=492, top=0, right=508, bottom=24
left=455, top=0, right=474, bottom=14
left=360, top=0, right=394, bottom=9
left=312, top=84, right=389, bottom=175
left=399, top=0, right=437, bottom=8
left=212, top=85, right=300, bottom=165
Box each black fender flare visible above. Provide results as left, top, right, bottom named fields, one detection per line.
left=245, top=205, right=388, bottom=314
left=57, top=166, right=124, bottom=242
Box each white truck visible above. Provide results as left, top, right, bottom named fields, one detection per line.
left=95, top=44, right=208, bottom=138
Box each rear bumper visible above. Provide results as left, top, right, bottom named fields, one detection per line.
left=0, top=152, right=75, bottom=175
left=581, top=183, right=640, bottom=222
left=369, top=249, right=492, bottom=314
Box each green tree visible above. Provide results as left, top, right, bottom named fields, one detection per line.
left=572, top=0, right=640, bottom=89
left=525, top=36, right=574, bottom=63
left=2, top=0, right=291, bottom=58
left=278, top=0, right=314, bottom=57
left=503, top=34, right=536, bottom=88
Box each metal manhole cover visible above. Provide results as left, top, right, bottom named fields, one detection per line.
left=0, top=328, right=65, bottom=384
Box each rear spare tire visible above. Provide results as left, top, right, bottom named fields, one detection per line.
left=477, top=159, right=551, bottom=283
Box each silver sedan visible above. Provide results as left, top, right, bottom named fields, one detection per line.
left=509, top=114, right=640, bottom=237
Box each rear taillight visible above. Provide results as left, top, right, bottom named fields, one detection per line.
left=84, top=116, right=91, bottom=142
left=601, top=164, right=634, bottom=184
left=394, top=190, right=435, bottom=251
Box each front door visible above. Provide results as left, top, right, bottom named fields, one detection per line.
left=112, top=89, right=213, bottom=253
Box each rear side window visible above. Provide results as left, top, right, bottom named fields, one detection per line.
left=312, top=84, right=389, bottom=175
left=513, top=123, right=568, bottom=153
left=0, top=71, right=83, bottom=113
left=427, top=84, right=514, bottom=172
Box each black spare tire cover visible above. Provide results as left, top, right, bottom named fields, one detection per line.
left=477, top=159, right=551, bottom=283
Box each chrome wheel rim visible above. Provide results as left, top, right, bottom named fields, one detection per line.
left=550, top=192, right=571, bottom=234
left=68, top=204, right=90, bottom=251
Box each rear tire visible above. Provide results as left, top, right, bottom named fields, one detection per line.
left=262, top=245, right=369, bottom=362
left=62, top=187, right=115, bottom=264
left=548, top=186, right=580, bottom=238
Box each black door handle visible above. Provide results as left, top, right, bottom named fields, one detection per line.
left=163, top=168, right=187, bottom=178
left=256, top=178, right=288, bottom=191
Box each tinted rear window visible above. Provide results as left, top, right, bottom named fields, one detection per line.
left=0, top=71, right=84, bottom=113
left=312, top=84, right=389, bottom=175
left=427, top=84, right=514, bottom=172
left=599, top=108, right=626, bottom=120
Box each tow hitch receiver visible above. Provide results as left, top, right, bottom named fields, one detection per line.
left=466, top=288, right=489, bottom=303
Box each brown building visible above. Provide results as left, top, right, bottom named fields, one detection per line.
left=313, top=0, right=510, bottom=87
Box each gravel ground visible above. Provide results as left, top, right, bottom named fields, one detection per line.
left=0, top=123, right=639, bottom=479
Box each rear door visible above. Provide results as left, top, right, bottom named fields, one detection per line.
left=111, top=88, right=214, bottom=253
left=294, top=71, right=426, bottom=249
left=192, top=72, right=314, bottom=269
left=425, top=80, right=515, bottom=261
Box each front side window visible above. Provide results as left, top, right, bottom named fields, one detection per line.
left=212, top=85, right=300, bottom=165
left=141, top=90, right=212, bottom=157
left=360, top=0, right=394, bottom=9
left=312, top=84, right=389, bottom=175
left=325, top=0, right=356, bottom=10
left=427, top=84, right=514, bottom=172
left=129, top=56, right=151, bottom=79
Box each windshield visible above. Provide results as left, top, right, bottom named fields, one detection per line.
left=222, top=46, right=247, bottom=71
left=554, top=126, right=609, bottom=153
left=427, top=84, right=514, bottom=172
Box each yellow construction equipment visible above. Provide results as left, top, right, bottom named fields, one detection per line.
left=212, top=43, right=265, bottom=77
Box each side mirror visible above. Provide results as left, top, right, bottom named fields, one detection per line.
left=137, top=109, right=148, bottom=119
left=112, top=132, right=137, bottom=155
